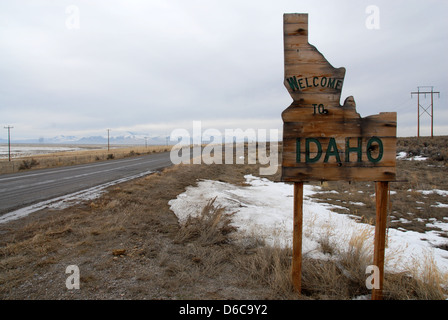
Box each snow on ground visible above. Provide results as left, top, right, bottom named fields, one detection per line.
left=396, top=151, right=428, bottom=161
left=169, top=175, right=448, bottom=276
left=0, top=145, right=85, bottom=159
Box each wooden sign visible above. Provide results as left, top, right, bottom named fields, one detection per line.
left=281, top=13, right=396, bottom=182
left=281, top=13, right=396, bottom=300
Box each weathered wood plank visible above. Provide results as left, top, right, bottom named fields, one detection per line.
left=281, top=13, right=396, bottom=182
left=292, top=182, right=303, bottom=293
left=282, top=121, right=397, bottom=138
left=372, top=181, right=390, bottom=300
left=283, top=13, right=308, bottom=24
left=282, top=13, right=395, bottom=302
left=282, top=166, right=396, bottom=182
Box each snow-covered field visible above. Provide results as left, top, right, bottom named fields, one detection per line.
left=0, top=145, right=85, bottom=159
left=169, top=174, right=448, bottom=278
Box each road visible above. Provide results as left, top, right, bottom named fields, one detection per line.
left=0, top=152, right=172, bottom=217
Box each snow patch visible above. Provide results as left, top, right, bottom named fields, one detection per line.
left=169, top=175, right=448, bottom=275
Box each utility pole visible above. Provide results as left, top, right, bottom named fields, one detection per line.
left=411, top=86, right=440, bottom=138
left=4, top=126, right=13, bottom=161
left=107, top=129, right=110, bottom=151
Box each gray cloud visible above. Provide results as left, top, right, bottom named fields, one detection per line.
left=0, top=0, right=447, bottom=140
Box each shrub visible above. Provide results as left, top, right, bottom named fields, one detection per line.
left=18, top=158, right=39, bottom=170
left=174, top=197, right=236, bottom=246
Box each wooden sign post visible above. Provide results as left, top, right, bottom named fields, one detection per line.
left=281, top=13, right=397, bottom=300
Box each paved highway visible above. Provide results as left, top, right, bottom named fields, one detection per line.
left=0, top=152, right=172, bottom=217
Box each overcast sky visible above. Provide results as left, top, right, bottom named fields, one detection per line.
left=1, top=0, right=447, bottom=140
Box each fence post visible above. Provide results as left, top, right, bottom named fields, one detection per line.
left=372, top=181, right=389, bottom=300
left=292, top=182, right=304, bottom=294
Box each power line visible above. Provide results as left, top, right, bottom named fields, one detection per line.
left=393, top=97, right=413, bottom=112
left=107, top=129, right=111, bottom=151
left=4, top=126, right=13, bottom=161
left=411, top=86, right=440, bottom=138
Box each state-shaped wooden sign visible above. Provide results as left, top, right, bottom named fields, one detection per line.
left=281, top=13, right=397, bottom=182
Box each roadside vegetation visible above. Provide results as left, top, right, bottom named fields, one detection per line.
left=0, top=137, right=447, bottom=299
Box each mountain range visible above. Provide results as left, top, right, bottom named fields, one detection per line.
left=0, top=133, right=172, bottom=146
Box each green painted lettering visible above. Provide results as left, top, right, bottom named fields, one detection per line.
left=324, top=138, right=341, bottom=163
left=298, top=78, right=305, bottom=89
left=335, top=79, right=343, bottom=90
left=366, top=137, right=383, bottom=163
left=306, top=138, right=322, bottom=163
left=295, top=136, right=385, bottom=165
left=327, top=78, right=336, bottom=89
left=313, top=77, right=319, bottom=87
left=305, top=77, right=312, bottom=88
left=286, top=76, right=300, bottom=91
left=320, top=77, right=327, bottom=87
left=345, top=137, right=362, bottom=162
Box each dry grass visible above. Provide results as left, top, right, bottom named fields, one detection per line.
left=312, top=140, right=448, bottom=236
left=0, top=145, right=172, bottom=174
left=0, top=161, right=271, bottom=299
left=174, top=197, right=237, bottom=246
left=384, top=252, right=448, bottom=300
left=397, top=136, right=448, bottom=162
left=0, top=137, right=447, bottom=300
left=304, top=136, right=448, bottom=299
left=236, top=246, right=296, bottom=299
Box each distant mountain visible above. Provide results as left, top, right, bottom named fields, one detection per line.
left=1, top=132, right=173, bottom=145
left=52, top=132, right=171, bottom=145
left=76, top=134, right=171, bottom=145
left=46, top=135, right=79, bottom=143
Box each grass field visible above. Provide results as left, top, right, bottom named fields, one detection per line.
left=0, top=137, right=447, bottom=300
